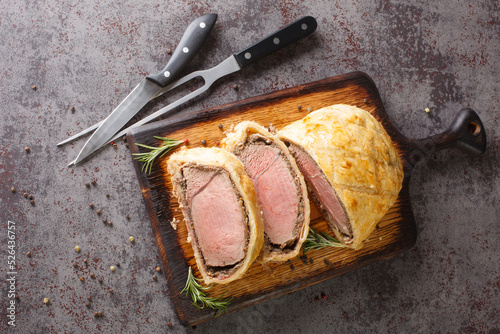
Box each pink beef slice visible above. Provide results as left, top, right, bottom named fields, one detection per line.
left=238, top=143, right=300, bottom=246
left=183, top=166, right=247, bottom=267
left=287, top=144, right=351, bottom=236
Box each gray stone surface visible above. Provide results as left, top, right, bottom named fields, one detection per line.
left=0, top=0, right=498, bottom=333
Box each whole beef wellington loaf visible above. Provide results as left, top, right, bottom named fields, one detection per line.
left=166, top=147, right=264, bottom=284
left=221, top=121, right=310, bottom=262
left=278, top=104, right=404, bottom=249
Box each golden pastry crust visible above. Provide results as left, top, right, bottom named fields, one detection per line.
left=166, top=147, right=264, bottom=284
left=221, top=121, right=311, bottom=262
left=278, top=104, right=404, bottom=249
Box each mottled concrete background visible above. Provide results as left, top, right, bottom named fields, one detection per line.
left=0, top=0, right=498, bottom=333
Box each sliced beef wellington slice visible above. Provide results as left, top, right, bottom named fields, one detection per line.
left=167, top=147, right=264, bottom=284
left=221, top=121, right=310, bottom=262
left=279, top=104, right=404, bottom=249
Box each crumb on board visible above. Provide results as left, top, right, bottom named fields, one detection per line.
left=170, top=218, right=179, bottom=230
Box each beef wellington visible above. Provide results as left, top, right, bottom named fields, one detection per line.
left=278, top=104, right=404, bottom=249
left=167, top=147, right=264, bottom=284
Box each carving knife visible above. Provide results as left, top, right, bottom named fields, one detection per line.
left=69, top=15, right=317, bottom=165
left=66, top=13, right=217, bottom=165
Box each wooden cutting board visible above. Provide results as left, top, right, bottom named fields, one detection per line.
left=127, top=71, right=486, bottom=327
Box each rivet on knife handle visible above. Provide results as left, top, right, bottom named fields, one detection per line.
left=146, top=13, right=218, bottom=87
left=233, top=16, right=317, bottom=68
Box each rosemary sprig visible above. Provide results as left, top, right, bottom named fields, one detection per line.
left=302, top=227, right=345, bottom=253
left=133, top=136, right=182, bottom=175
left=181, top=267, right=232, bottom=316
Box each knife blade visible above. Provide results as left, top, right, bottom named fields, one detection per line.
left=66, top=13, right=217, bottom=164
left=69, top=16, right=318, bottom=164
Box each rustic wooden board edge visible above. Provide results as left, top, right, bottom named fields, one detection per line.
left=127, top=134, right=191, bottom=322
left=127, top=71, right=419, bottom=326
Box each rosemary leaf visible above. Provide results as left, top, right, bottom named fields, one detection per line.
left=181, top=267, right=232, bottom=316
left=302, top=228, right=345, bottom=253
left=133, top=136, right=182, bottom=175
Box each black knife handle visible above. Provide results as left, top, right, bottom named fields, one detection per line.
left=233, top=16, right=317, bottom=68
left=146, top=13, right=217, bottom=87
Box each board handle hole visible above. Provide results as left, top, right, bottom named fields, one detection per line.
left=468, top=121, right=481, bottom=136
